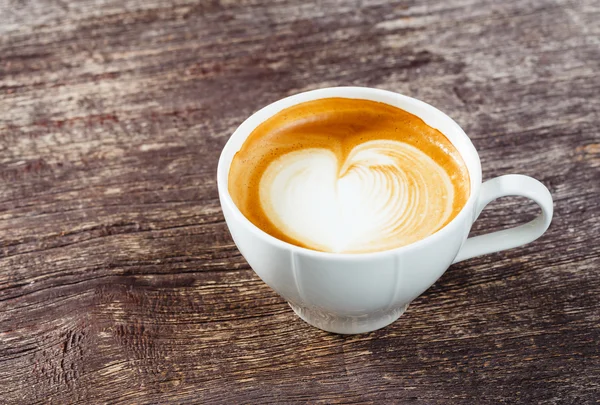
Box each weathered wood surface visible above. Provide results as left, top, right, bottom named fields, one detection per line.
left=1, top=0, right=599, bottom=403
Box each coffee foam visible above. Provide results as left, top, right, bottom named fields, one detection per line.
left=229, top=98, right=470, bottom=253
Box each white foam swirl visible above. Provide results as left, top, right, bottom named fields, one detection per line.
left=259, top=140, right=455, bottom=253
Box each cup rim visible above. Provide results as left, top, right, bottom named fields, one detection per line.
left=217, top=86, right=482, bottom=259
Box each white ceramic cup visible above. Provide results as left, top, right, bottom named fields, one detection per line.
left=217, top=87, right=553, bottom=334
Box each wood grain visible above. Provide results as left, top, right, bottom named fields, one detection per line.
left=1, top=0, right=599, bottom=403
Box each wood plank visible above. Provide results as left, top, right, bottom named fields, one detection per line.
left=1, top=0, right=599, bottom=403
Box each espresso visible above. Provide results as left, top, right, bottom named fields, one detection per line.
left=229, top=98, right=470, bottom=253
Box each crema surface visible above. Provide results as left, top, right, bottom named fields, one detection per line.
left=229, top=98, right=470, bottom=253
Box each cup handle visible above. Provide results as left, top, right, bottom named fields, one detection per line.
left=452, top=174, right=553, bottom=264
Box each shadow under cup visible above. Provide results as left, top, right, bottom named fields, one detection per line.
left=217, top=87, right=550, bottom=334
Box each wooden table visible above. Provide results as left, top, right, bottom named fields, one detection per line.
left=1, top=0, right=598, bottom=403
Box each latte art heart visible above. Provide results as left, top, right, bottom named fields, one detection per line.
left=259, top=140, right=455, bottom=253
left=228, top=97, right=470, bottom=253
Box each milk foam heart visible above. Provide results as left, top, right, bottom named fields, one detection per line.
left=259, top=140, right=455, bottom=253
left=228, top=97, right=470, bottom=253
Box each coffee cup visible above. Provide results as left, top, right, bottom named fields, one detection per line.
left=217, top=87, right=553, bottom=334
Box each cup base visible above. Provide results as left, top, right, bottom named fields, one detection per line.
left=288, top=302, right=409, bottom=334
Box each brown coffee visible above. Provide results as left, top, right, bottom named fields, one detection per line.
left=229, top=98, right=470, bottom=253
